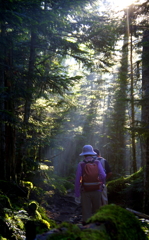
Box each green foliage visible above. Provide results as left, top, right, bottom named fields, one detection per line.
left=140, top=219, right=149, bottom=239
left=0, top=0, right=121, bottom=183
left=63, top=179, right=74, bottom=191
left=0, top=197, right=56, bottom=239
left=1, top=208, right=27, bottom=240
left=21, top=181, right=34, bottom=199
left=0, top=236, right=7, bottom=240
left=30, top=186, right=45, bottom=202
left=0, top=195, right=12, bottom=209
left=39, top=168, right=74, bottom=194
left=47, top=176, right=74, bottom=194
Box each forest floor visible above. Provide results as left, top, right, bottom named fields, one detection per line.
left=44, top=190, right=82, bottom=225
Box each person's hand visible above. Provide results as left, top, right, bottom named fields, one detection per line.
left=75, top=197, right=81, bottom=204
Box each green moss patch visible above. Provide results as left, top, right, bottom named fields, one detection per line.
left=88, top=204, right=147, bottom=240
left=42, top=205, right=148, bottom=240
left=107, top=168, right=143, bottom=210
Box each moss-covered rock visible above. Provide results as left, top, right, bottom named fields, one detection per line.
left=88, top=204, right=147, bottom=240
left=80, top=228, right=111, bottom=240
left=37, top=205, right=147, bottom=240
left=27, top=201, right=41, bottom=219
left=107, top=168, right=144, bottom=211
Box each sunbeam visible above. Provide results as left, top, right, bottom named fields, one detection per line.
left=110, top=0, right=146, bottom=10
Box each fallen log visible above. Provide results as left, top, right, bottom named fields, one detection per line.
left=126, top=208, right=149, bottom=219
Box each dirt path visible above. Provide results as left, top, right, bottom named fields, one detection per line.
left=44, top=191, right=82, bottom=224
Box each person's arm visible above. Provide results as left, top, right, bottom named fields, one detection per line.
left=75, top=163, right=82, bottom=198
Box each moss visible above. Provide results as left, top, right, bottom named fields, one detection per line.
left=44, top=205, right=147, bottom=240
left=36, top=219, right=50, bottom=234
left=107, top=168, right=143, bottom=192
left=20, top=181, right=34, bottom=199
left=27, top=201, right=42, bottom=219
left=38, top=205, right=57, bottom=228
left=47, top=222, right=81, bottom=240
left=58, top=221, right=81, bottom=233
left=88, top=204, right=147, bottom=240
left=46, top=222, right=110, bottom=240
left=107, top=177, right=127, bottom=193
left=80, top=229, right=111, bottom=240
left=47, top=233, right=77, bottom=240
left=107, top=168, right=144, bottom=210
left=29, top=201, right=38, bottom=210
left=125, top=167, right=143, bottom=181
left=0, top=236, right=7, bottom=240
left=21, top=181, right=33, bottom=188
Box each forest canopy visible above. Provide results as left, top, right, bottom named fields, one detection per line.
left=0, top=0, right=149, bottom=213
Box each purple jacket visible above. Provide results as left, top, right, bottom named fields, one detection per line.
left=75, top=156, right=106, bottom=197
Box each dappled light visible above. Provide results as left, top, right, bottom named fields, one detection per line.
left=110, top=0, right=143, bottom=10
left=0, top=0, right=149, bottom=239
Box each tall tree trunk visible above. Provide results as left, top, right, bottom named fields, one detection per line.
left=5, top=39, right=16, bottom=181
left=142, top=30, right=149, bottom=213
left=0, top=22, right=7, bottom=180
left=17, top=27, right=36, bottom=178
left=107, top=22, right=129, bottom=174
left=0, top=23, right=16, bottom=181
left=130, top=24, right=137, bottom=172
left=24, top=28, right=36, bottom=124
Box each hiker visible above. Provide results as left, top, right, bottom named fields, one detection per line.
left=75, top=145, right=106, bottom=225
left=94, top=148, right=112, bottom=205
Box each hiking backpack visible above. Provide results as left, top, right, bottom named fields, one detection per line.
left=80, top=160, right=101, bottom=192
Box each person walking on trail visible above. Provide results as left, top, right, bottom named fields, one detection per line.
left=94, top=148, right=112, bottom=206
left=75, top=145, right=106, bottom=225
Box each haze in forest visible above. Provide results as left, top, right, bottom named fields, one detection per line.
left=0, top=0, right=149, bottom=215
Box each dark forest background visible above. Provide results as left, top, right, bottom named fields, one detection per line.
left=1, top=0, right=149, bottom=217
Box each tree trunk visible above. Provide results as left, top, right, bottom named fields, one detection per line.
left=5, top=41, right=16, bottom=181
left=0, top=22, right=7, bottom=180
left=24, top=28, right=36, bottom=124
left=130, top=24, right=137, bottom=172
left=17, top=27, right=37, bottom=178
left=142, top=30, right=149, bottom=213
left=107, top=21, right=129, bottom=174
left=0, top=22, right=16, bottom=181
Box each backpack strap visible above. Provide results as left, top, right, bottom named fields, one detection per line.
left=80, top=161, right=85, bottom=175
